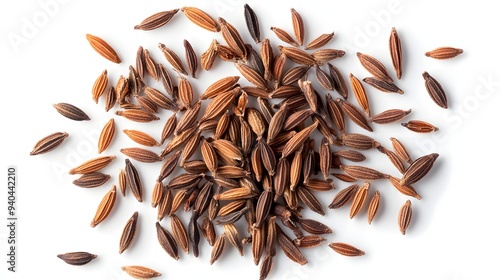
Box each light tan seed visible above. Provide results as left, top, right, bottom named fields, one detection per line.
left=181, top=7, right=220, bottom=32
left=90, top=185, right=117, bottom=227
left=423, top=71, right=448, bottom=109
left=115, top=109, right=160, bottom=123
left=305, top=32, right=334, bottom=50
left=388, top=176, right=422, bottom=200
left=121, top=266, right=161, bottom=279
left=134, top=9, right=179, bottom=30
left=201, top=39, right=218, bottom=71
left=389, top=27, right=403, bottom=79
left=349, top=73, right=370, bottom=117
left=371, top=109, right=411, bottom=124
left=278, top=46, right=315, bottom=66
left=401, top=153, right=439, bottom=186
left=72, top=172, right=111, bottom=188
left=97, top=118, right=115, bottom=154
left=121, top=147, right=161, bottom=163
left=151, top=181, right=163, bottom=208
left=337, top=98, right=373, bottom=132
left=178, top=76, right=194, bottom=108
left=170, top=214, right=189, bottom=254
left=328, top=184, right=358, bottom=209
left=356, top=52, right=392, bottom=82
left=119, top=211, right=138, bottom=254
left=425, top=47, right=463, bottom=59
left=85, top=34, right=121, bottom=63
left=158, top=43, right=188, bottom=75
left=329, top=242, right=365, bottom=256
left=271, top=27, right=298, bottom=47
left=92, top=69, right=108, bottom=103
left=57, top=252, right=97, bottom=266
left=401, top=120, right=439, bottom=133
left=367, top=190, right=380, bottom=224
left=312, top=49, right=346, bottom=64
left=390, top=137, right=413, bottom=164
left=282, top=120, right=318, bottom=158
left=30, top=132, right=69, bottom=156
left=340, top=165, right=388, bottom=181
left=118, top=169, right=127, bottom=196
left=69, top=156, right=116, bottom=175
left=214, top=187, right=256, bottom=201
left=398, top=200, right=412, bottom=235
left=123, top=129, right=160, bottom=147
left=349, top=182, right=370, bottom=218
left=210, top=234, right=226, bottom=264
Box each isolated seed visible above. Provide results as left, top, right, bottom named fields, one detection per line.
left=423, top=72, right=448, bottom=109
left=119, top=211, right=139, bottom=254
left=181, top=6, right=220, bottom=32
left=401, top=153, right=439, bottom=186
left=401, top=120, right=439, bottom=133
left=72, top=172, right=110, bottom=188
left=425, top=47, right=463, bottom=59
left=398, top=200, right=412, bottom=235
left=98, top=118, right=115, bottom=154
left=305, top=32, right=334, bottom=50
left=349, top=182, right=370, bottom=219
left=90, top=185, right=117, bottom=227
left=69, top=156, right=116, bottom=175
left=367, top=190, right=380, bottom=224
left=57, top=252, right=97, bottom=266
left=244, top=4, right=260, bottom=43
left=53, top=103, right=90, bottom=121
left=125, top=158, right=143, bottom=202
left=329, top=184, right=358, bottom=209
left=356, top=52, right=392, bottom=82
left=363, top=77, right=404, bottom=94
left=30, top=132, right=69, bottom=156
left=371, top=109, right=411, bottom=124
left=312, top=49, right=345, bottom=64
left=121, top=147, right=161, bottom=163
left=122, top=266, right=162, bottom=279
left=329, top=242, right=365, bottom=256
left=86, top=34, right=121, bottom=63
left=349, top=74, right=370, bottom=117
left=134, top=9, right=179, bottom=31
left=389, top=27, right=403, bottom=79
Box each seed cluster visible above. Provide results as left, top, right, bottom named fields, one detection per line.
left=29, top=4, right=462, bottom=279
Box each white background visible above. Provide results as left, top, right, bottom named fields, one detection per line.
left=1, top=0, right=500, bottom=279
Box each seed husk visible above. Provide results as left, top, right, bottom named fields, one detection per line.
left=425, top=47, right=463, bottom=59
left=121, top=266, right=162, bottom=279
left=90, top=185, right=117, bottom=227
left=119, top=211, right=139, bottom=254
left=398, top=200, right=412, bottom=235
left=244, top=4, right=261, bottom=43
left=401, top=153, right=439, bottom=186
left=156, top=222, right=179, bottom=260
left=329, top=184, right=358, bottom=209
left=30, top=132, right=69, bottom=156
left=367, top=190, right=380, bottom=224
left=200, top=216, right=216, bottom=246
left=158, top=43, right=188, bottom=76
left=201, top=39, right=218, bottom=71
left=389, top=27, right=403, bottom=79
left=125, top=158, right=143, bottom=202
left=181, top=6, right=220, bottom=32
left=72, top=172, right=111, bottom=188
left=401, top=120, right=439, bottom=133
left=98, top=118, right=115, bottom=154
left=53, top=103, right=90, bottom=121
left=363, top=77, right=404, bottom=94
left=423, top=71, right=448, bottom=109
left=371, top=109, right=411, bottom=124
left=349, top=73, right=370, bottom=117
left=134, top=9, right=179, bottom=31
left=305, top=32, right=334, bottom=50
left=85, top=33, right=121, bottom=63
left=329, top=242, right=365, bottom=256
left=69, top=155, right=116, bottom=175
left=115, top=109, right=160, bottom=123
left=57, top=252, right=97, bottom=266
left=356, top=52, right=392, bottom=82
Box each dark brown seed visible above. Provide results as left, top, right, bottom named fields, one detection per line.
left=119, top=211, right=139, bottom=254
left=136, top=96, right=158, bottom=114
left=363, top=77, right=404, bottom=94
left=327, top=63, right=349, bottom=99
left=181, top=7, right=220, bottom=32
left=401, top=120, right=439, bottom=133
left=371, top=109, right=411, bottom=124
left=259, top=138, right=277, bottom=176
left=125, top=159, right=143, bottom=202
left=155, top=222, right=179, bottom=260
left=356, top=52, right=393, bottom=82
left=329, top=184, right=358, bottom=209
left=244, top=4, right=261, bottom=44
left=72, top=172, right=110, bottom=188
left=246, top=44, right=265, bottom=78
left=329, top=242, right=365, bottom=256
left=158, top=43, right=188, bottom=76
left=423, top=71, right=448, bottom=109
left=158, top=63, right=175, bottom=96
left=337, top=98, right=373, bottom=132
left=274, top=157, right=290, bottom=197
left=276, top=225, right=308, bottom=265
left=57, top=252, right=97, bottom=266
left=340, top=165, right=389, bottom=181
left=158, top=150, right=181, bottom=182
left=104, top=86, right=117, bottom=112
left=30, top=132, right=69, bottom=156
left=315, top=65, right=334, bottom=91
left=134, top=9, right=179, bottom=30
left=53, top=103, right=90, bottom=121
left=389, top=27, right=403, bottom=79
left=291, top=8, right=304, bottom=46
left=121, top=147, right=161, bottom=163
left=425, top=47, right=463, bottom=59
left=305, top=32, right=335, bottom=50
left=184, top=39, right=198, bottom=78
left=401, top=153, right=439, bottom=186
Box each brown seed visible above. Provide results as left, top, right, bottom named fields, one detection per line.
left=200, top=138, right=218, bottom=174
left=297, top=186, right=324, bottom=215
left=315, top=65, right=334, bottom=91
left=423, top=71, right=448, bottom=109
left=329, top=184, right=358, bottom=209
left=312, top=49, right=346, bottom=64
left=98, top=118, right=115, bottom=154
left=181, top=6, right=220, bottom=32
left=401, top=120, right=439, bottom=133
left=425, top=47, right=463, bottom=59
left=156, top=222, right=179, bottom=260
left=223, top=223, right=244, bottom=256
left=183, top=39, right=198, bottom=78
left=274, top=157, right=290, bottom=197
left=389, top=27, right=403, bottom=79
left=398, top=200, right=413, bottom=235
left=115, top=109, right=160, bottom=123
left=294, top=235, right=326, bottom=248
left=325, top=94, right=345, bottom=133
left=290, top=8, right=304, bottom=46
left=282, top=65, right=310, bottom=86
left=273, top=53, right=287, bottom=87
left=341, top=133, right=379, bottom=150
left=69, top=156, right=116, bottom=175
left=201, top=39, right=218, bottom=71
left=367, top=190, right=380, bottom=224
left=390, top=137, right=413, bottom=164
left=119, top=211, right=139, bottom=254
left=235, top=62, right=268, bottom=90
left=329, top=242, right=365, bottom=256
left=340, top=165, right=388, bottom=181
left=118, top=169, right=127, bottom=196
left=305, top=31, right=334, bottom=50
left=214, top=187, right=257, bottom=201
left=125, top=158, right=143, bottom=202
left=136, top=96, right=158, bottom=114
left=90, top=185, right=117, bottom=227
left=200, top=216, right=216, bottom=246
left=269, top=85, right=301, bottom=98
left=72, top=172, right=110, bottom=188
left=327, top=63, right=349, bottom=99
left=158, top=43, right=188, bottom=75
left=53, top=103, right=90, bottom=121
left=349, top=73, right=370, bottom=117
left=151, top=181, right=163, bottom=208
left=144, top=86, right=178, bottom=112
left=201, top=76, right=240, bottom=100
left=199, top=86, right=238, bottom=123
left=170, top=214, right=189, bottom=254
left=167, top=173, right=203, bottom=191
left=349, top=182, right=370, bottom=219
left=356, top=52, right=392, bottom=82
left=216, top=44, right=240, bottom=61
left=371, top=109, right=411, bottom=124
left=121, top=266, right=162, bottom=279
left=30, top=132, right=69, bottom=156
left=260, top=39, right=274, bottom=82
left=276, top=225, right=308, bottom=265
left=104, top=86, right=116, bottom=112
left=123, top=129, right=160, bottom=147
left=244, top=4, right=261, bottom=43
left=178, top=76, right=194, bottom=108
left=401, top=153, right=439, bottom=186
left=57, top=252, right=97, bottom=266
left=271, top=27, right=298, bottom=47
left=267, top=103, right=288, bottom=142
left=85, top=34, right=121, bottom=63
left=278, top=46, right=315, bottom=66
left=218, top=17, right=247, bottom=60
left=158, top=150, right=181, bottom=182
left=331, top=173, right=356, bottom=182
left=388, top=176, right=422, bottom=200
left=161, top=114, right=177, bottom=145
left=335, top=150, right=366, bottom=162
left=337, top=98, right=373, bottom=132
left=210, top=234, right=226, bottom=264
left=363, top=77, right=404, bottom=94
left=136, top=46, right=145, bottom=79
left=281, top=120, right=318, bottom=158
left=121, top=147, right=161, bottom=163
left=162, top=126, right=197, bottom=157
left=134, top=9, right=179, bottom=31
left=319, top=138, right=332, bottom=180
left=217, top=200, right=246, bottom=217
left=157, top=188, right=173, bottom=221
left=176, top=101, right=201, bottom=135
left=297, top=219, right=332, bottom=235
